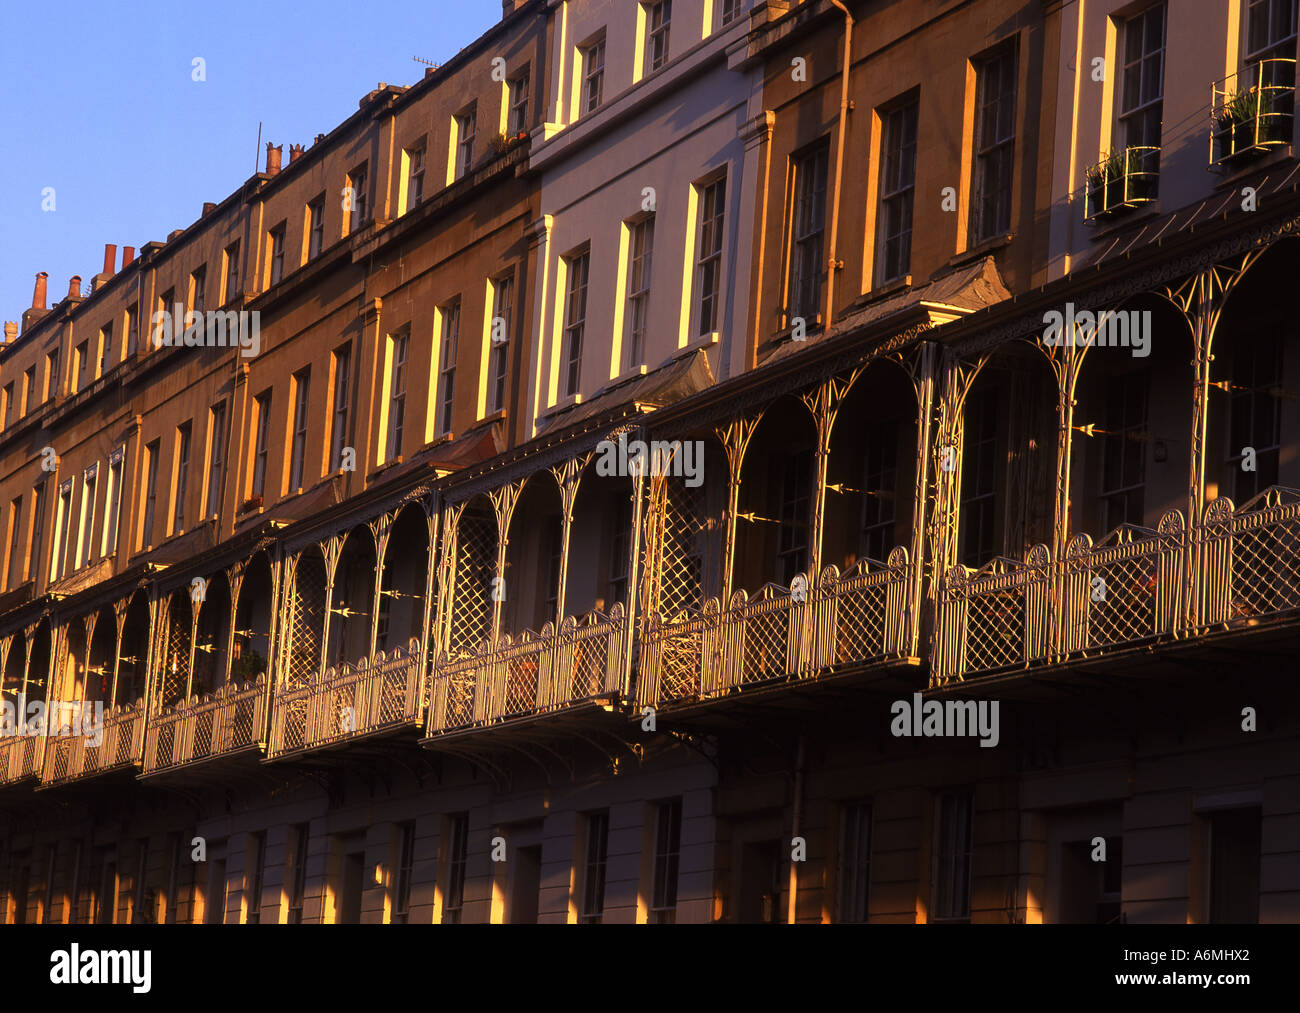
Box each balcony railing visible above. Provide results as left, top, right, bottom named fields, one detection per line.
left=1200, top=486, right=1300, bottom=626
left=267, top=639, right=423, bottom=758
left=1083, top=146, right=1160, bottom=223
left=0, top=730, right=46, bottom=785
left=40, top=704, right=144, bottom=786
left=934, top=489, right=1300, bottom=682
left=1059, top=514, right=1186, bottom=654
left=1211, top=58, right=1296, bottom=168
left=935, top=547, right=1053, bottom=683
left=426, top=606, right=626, bottom=735
left=638, top=549, right=912, bottom=708
left=143, top=676, right=267, bottom=774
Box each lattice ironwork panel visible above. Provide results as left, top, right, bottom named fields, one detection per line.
left=1079, top=550, right=1158, bottom=648
left=287, top=555, right=327, bottom=687
left=281, top=696, right=307, bottom=752
left=377, top=670, right=407, bottom=725
left=658, top=628, right=704, bottom=700
left=1231, top=513, right=1300, bottom=619
left=569, top=635, right=603, bottom=700
left=503, top=653, right=539, bottom=718
left=658, top=479, right=705, bottom=620
left=446, top=671, right=476, bottom=726
left=964, top=585, right=1025, bottom=672
left=154, top=722, right=176, bottom=768
left=834, top=580, right=888, bottom=665
left=449, top=511, right=496, bottom=655
left=192, top=710, right=214, bottom=758
left=113, top=719, right=136, bottom=766
left=231, top=696, right=256, bottom=748
left=160, top=605, right=192, bottom=706
left=738, top=602, right=790, bottom=685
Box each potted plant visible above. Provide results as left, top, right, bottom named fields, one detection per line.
left=489, top=131, right=511, bottom=155
left=231, top=649, right=266, bottom=684
left=1084, top=161, right=1107, bottom=218
left=1212, top=86, right=1289, bottom=162
left=1121, top=145, right=1159, bottom=202
left=1085, top=150, right=1126, bottom=219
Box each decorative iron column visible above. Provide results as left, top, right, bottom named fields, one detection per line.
left=226, top=560, right=246, bottom=687
left=82, top=612, right=99, bottom=706
left=319, top=535, right=345, bottom=680
left=1162, top=256, right=1260, bottom=629
left=1049, top=339, right=1083, bottom=659
left=369, top=513, right=394, bottom=658
left=550, top=458, right=584, bottom=623
left=434, top=506, right=461, bottom=656
left=639, top=469, right=669, bottom=627
left=142, top=592, right=162, bottom=722
left=906, top=342, right=937, bottom=659
left=109, top=597, right=128, bottom=708
left=264, top=549, right=284, bottom=735
left=18, top=624, right=35, bottom=720
left=273, top=553, right=299, bottom=689
left=622, top=436, right=649, bottom=698
left=182, top=591, right=200, bottom=702
left=418, top=495, right=439, bottom=672
left=489, top=482, right=522, bottom=640
left=799, top=375, right=856, bottom=580
left=717, top=418, right=757, bottom=600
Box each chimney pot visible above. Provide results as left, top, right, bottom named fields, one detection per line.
left=3, top=322, right=16, bottom=343
left=203, top=201, right=217, bottom=216
left=265, top=142, right=282, bottom=175
left=68, top=276, right=82, bottom=299
left=289, top=143, right=305, bottom=163
left=32, top=272, right=48, bottom=310
left=122, top=246, right=135, bottom=267
left=102, top=243, right=117, bottom=276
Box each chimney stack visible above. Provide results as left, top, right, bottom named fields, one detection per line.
left=20, top=273, right=51, bottom=334
left=266, top=143, right=282, bottom=175
left=92, top=243, right=118, bottom=291
left=289, top=143, right=305, bottom=163
left=203, top=201, right=217, bottom=216
left=122, top=246, right=135, bottom=268
left=68, top=275, right=82, bottom=299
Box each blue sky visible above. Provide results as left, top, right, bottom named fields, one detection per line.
left=0, top=0, right=501, bottom=324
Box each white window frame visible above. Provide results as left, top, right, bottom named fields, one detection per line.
left=101, top=448, right=125, bottom=559
left=76, top=463, right=98, bottom=570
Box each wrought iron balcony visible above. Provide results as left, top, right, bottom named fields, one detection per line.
left=933, top=487, right=1300, bottom=684
left=1083, top=146, right=1159, bottom=224
left=1060, top=515, right=1185, bottom=654
left=1210, top=58, right=1296, bottom=168
left=1200, top=486, right=1300, bottom=625
left=39, top=704, right=144, bottom=787
left=0, top=730, right=45, bottom=786
left=426, top=606, right=627, bottom=735
left=637, top=548, right=912, bottom=709
left=143, top=676, right=267, bottom=775
left=267, top=639, right=423, bottom=759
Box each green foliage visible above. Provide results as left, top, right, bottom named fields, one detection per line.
left=231, top=649, right=265, bottom=685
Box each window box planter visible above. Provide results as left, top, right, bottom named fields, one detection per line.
left=1211, top=59, right=1296, bottom=168
left=1083, top=146, right=1159, bottom=224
